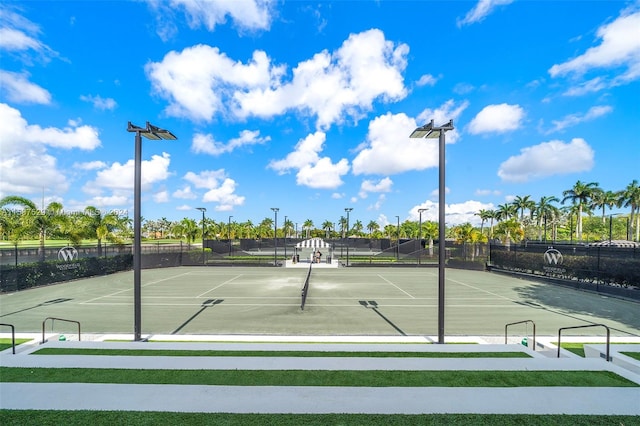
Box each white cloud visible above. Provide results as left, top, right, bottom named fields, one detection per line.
left=467, top=103, right=524, bottom=134
left=367, top=194, right=386, bottom=211
left=409, top=200, right=495, bottom=226
left=173, top=186, right=197, bottom=199
left=457, top=0, right=514, bottom=27
left=0, top=8, right=58, bottom=62
left=0, top=103, right=101, bottom=196
left=80, top=94, right=117, bottom=111
left=331, top=192, right=344, bottom=199
left=547, top=105, right=612, bottom=133
left=84, top=152, right=172, bottom=195
left=498, top=138, right=595, bottom=182
left=359, top=177, right=392, bottom=198
left=352, top=100, right=467, bottom=176
left=475, top=188, right=502, bottom=196
left=416, top=74, right=438, bottom=87
left=269, top=132, right=349, bottom=189
left=147, top=29, right=409, bottom=129
left=153, top=191, right=169, bottom=203
left=549, top=8, right=640, bottom=87
left=150, top=0, right=274, bottom=40
left=183, top=169, right=245, bottom=211
left=0, top=71, right=51, bottom=104
left=74, top=161, right=107, bottom=171
left=429, top=187, right=451, bottom=199
left=191, top=129, right=270, bottom=156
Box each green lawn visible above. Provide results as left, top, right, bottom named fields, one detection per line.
left=0, top=411, right=637, bottom=426
left=621, top=352, right=640, bottom=361
left=1, top=367, right=636, bottom=387
left=32, top=348, right=530, bottom=358
left=0, top=338, right=31, bottom=352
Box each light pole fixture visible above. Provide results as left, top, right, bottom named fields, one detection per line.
left=228, top=216, right=233, bottom=257
left=396, top=215, right=400, bottom=261
left=196, top=207, right=206, bottom=265
left=418, top=208, right=428, bottom=265
left=345, top=208, right=353, bottom=266
left=410, top=119, right=453, bottom=344
left=271, top=207, right=279, bottom=266
left=127, top=121, right=177, bottom=342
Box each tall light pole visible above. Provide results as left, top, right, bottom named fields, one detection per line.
left=271, top=208, right=279, bottom=266
left=127, top=121, right=177, bottom=342
left=228, top=215, right=233, bottom=257
left=284, top=215, right=288, bottom=260
left=345, top=208, right=353, bottom=266
left=410, top=119, right=453, bottom=344
left=396, top=215, right=400, bottom=261
left=418, top=208, right=427, bottom=265
left=196, top=207, right=206, bottom=265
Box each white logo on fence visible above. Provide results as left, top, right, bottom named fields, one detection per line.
left=58, top=246, right=78, bottom=262
left=544, top=248, right=563, bottom=265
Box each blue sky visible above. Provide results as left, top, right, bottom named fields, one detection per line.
left=1, top=0, right=639, bottom=229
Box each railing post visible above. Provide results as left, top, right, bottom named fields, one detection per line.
left=0, top=323, right=16, bottom=354
left=557, top=324, right=610, bottom=361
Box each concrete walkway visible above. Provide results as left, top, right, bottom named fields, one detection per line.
left=1, top=334, right=640, bottom=415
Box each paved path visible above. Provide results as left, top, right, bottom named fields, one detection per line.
left=1, top=334, right=640, bottom=415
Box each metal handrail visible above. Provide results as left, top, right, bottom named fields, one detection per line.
left=505, top=320, right=536, bottom=351
left=42, top=317, right=81, bottom=344
left=557, top=324, right=610, bottom=361
left=0, top=323, right=16, bottom=354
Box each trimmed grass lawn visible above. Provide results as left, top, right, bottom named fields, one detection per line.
left=1, top=367, right=636, bottom=387
left=621, top=352, right=640, bottom=361
left=32, top=348, right=531, bottom=358
left=0, top=339, right=30, bottom=352
left=0, top=411, right=638, bottom=425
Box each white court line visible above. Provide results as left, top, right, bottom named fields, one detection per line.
left=377, top=274, right=415, bottom=299
left=197, top=274, right=243, bottom=298
left=447, top=277, right=517, bottom=303
left=80, top=272, right=192, bottom=304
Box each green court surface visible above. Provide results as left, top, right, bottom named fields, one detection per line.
left=1, top=267, right=638, bottom=337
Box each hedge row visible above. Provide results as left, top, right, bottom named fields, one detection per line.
left=0, top=254, right=133, bottom=292
left=490, top=250, right=639, bottom=288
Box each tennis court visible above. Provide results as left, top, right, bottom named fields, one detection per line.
left=1, top=266, right=639, bottom=338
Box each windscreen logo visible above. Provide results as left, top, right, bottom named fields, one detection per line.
left=58, top=246, right=78, bottom=261
left=544, top=248, right=563, bottom=265
left=57, top=247, right=80, bottom=270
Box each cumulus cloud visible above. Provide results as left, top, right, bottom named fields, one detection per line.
left=183, top=169, right=245, bottom=211
left=359, top=177, right=393, bottom=198
left=80, top=94, right=117, bottom=111
left=149, top=0, right=275, bottom=40
left=549, top=8, right=640, bottom=91
left=0, top=70, right=51, bottom=104
left=173, top=186, right=197, bottom=199
left=0, top=103, right=101, bottom=196
left=546, top=105, right=612, bottom=134
left=352, top=100, right=467, bottom=175
left=409, top=200, right=495, bottom=226
left=74, top=161, right=107, bottom=170
left=467, top=103, right=524, bottom=134
left=0, top=7, right=58, bottom=63
left=416, top=74, right=438, bottom=87
left=457, top=0, right=514, bottom=27
left=191, top=129, right=270, bottom=156
left=498, top=138, right=595, bottom=182
left=84, top=152, right=172, bottom=195
left=147, top=28, right=409, bottom=129
left=268, top=132, right=349, bottom=189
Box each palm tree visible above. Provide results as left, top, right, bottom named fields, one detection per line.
left=512, top=195, right=536, bottom=223
left=366, top=220, right=379, bottom=237
left=422, top=221, right=438, bottom=256
left=562, top=180, right=599, bottom=241
left=258, top=218, right=273, bottom=238
left=283, top=219, right=294, bottom=238
left=82, top=206, right=120, bottom=256
left=321, top=220, right=333, bottom=239
left=534, top=196, right=559, bottom=241
left=352, top=220, right=364, bottom=237
left=495, top=203, right=518, bottom=222
left=620, top=180, right=640, bottom=241
left=339, top=216, right=348, bottom=238
left=475, top=209, right=493, bottom=237
left=303, top=219, right=314, bottom=239
left=591, top=189, right=619, bottom=224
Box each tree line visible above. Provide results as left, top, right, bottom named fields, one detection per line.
left=1, top=180, right=638, bottom=251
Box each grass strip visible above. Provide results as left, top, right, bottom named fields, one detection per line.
left=621, top=352, right=640, bottom=361
left=1, top=411, right=638, bottom=426
left=0, top=339, right=31, bottom=352
left=32, top=348, right=530, bottom=358
left=1, top=367, right=636, bottom=387
left=558, top=343, right=586, bottom=357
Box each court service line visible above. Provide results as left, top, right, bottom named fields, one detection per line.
left=80, top=272, right=192, bottom=304
left=377, top=275, right=416, bottom=299
left=447, top=277, right=516, bottom=303
left=198, top=274, right=244, bottom=298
